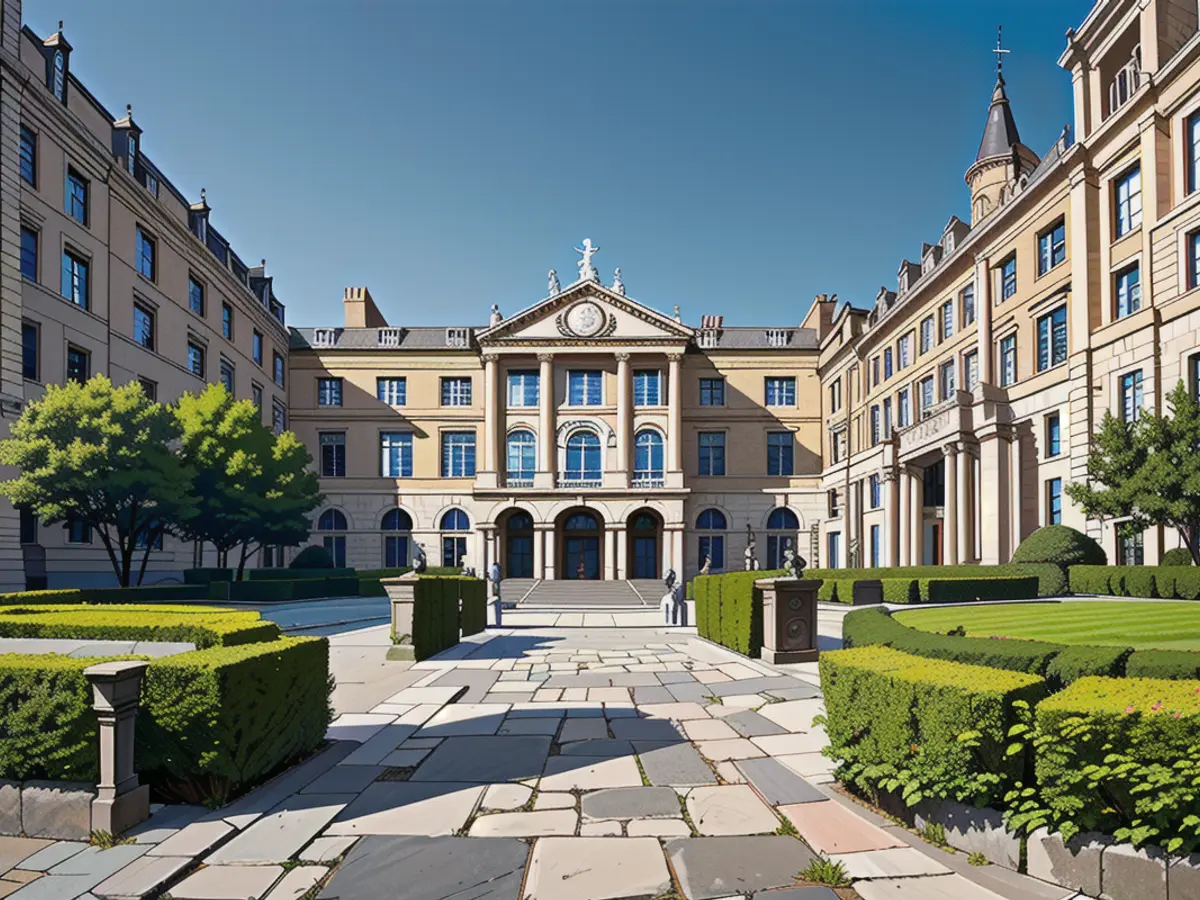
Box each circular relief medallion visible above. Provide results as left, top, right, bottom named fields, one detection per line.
left=566, top=301, right=605, bottom=337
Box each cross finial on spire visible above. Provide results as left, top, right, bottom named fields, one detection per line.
left=994, top=25, right=1010, bottom=76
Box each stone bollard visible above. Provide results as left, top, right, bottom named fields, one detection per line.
left=383, top=573, right=419, bottom=661
left=85, top=660, right=150, bottom=835
left=756, top=577, right=821, bottom=664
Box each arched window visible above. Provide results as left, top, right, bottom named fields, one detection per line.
left=316, top=509, right=347, bottom=567
left=381, top=509, right=412, bottom=568
left=565, top=431, right=601, bottom=484
left=766, top=507, right=800, bottom=570
left=564, top=511, right=599, bottom=531
left=633, top=430, right=664, bottom=486
left=696, top=509, right=727, bottom=571
left=440, top=509, right=470, bottom=568
left=506, top=430, right=536, bottom=486
left=52, top=51, right=65, bottom=101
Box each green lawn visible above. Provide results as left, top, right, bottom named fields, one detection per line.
left=894, top=601, right=1200, bottom=651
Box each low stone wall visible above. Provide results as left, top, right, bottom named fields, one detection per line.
left=0, top=780, right=97, bottom=840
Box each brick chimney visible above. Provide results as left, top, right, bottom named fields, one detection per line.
left=343, top=287, right=387, bottom=328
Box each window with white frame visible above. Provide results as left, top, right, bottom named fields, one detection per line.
left=919, top=376, right=935, bottom=416
left=317, top=377, right=343, bottom=407
left=568, top=370, right=602, bottom=406
left=1000, top=255, right=1017, bottom=300
left=441, top=431, right=477, bottom=477
left=961, top=283, right=976, bottom=326
left=633, top=369, right=662, bottom=406
left=897, top=387, right=911, bottom=427
left=870, top=405, right=881, bottom=446
left=506, top=430, right=535, bottom=484
left=381, top=431, right=413, bottom=477
left=441, top=376, right=472, bottom=406
left=1036, top=307, right=1067, bottom=372
left=898, top=333, right=913, bottom=369
left=869, top=474, right=881, bottom=508
left=964, top=350, right=979, bottom=392
left=1115, top=167, right=1142, bottom=237
left=319, top=432, right=346, bottom=477
left=919, top=316, right=935, bottom=353
left=999, top=334, right=1017, bottom=386
left=1189, top=110, right=1200, bottom=196
left=507, top=370, right=539, bottom=407
left=764, top=376, right=796, bottom=407
left=1038, top=220, right=1066, bottom=275
left=940, top=299, right=954, bottom=340
left=883, top=348, right=893, bottom=380
left=1120, top=370, right=1144, bottom=422
left=882, top=397, right=892, bottom=437
left=1115, top=263, right=1141, bottom=318
left=377, top=377, right=406, bottom=406
left=940, top=359, right=956, bottom=400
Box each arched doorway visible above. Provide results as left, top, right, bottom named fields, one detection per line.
left=558, top=509, right=602, bottom=580
left=503, top=510, right=534, bottom=578
left=766, top=507, right=800, bottom=570
left=627, top=509, right=662, bottom=579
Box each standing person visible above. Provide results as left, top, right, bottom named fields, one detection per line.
left=490, top=559, right=502, bottom=627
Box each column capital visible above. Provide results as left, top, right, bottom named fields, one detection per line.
left=537, top=352, right=555, bottom=363
left=942, top=442, right=960, bottom=457
left=666, top=352, right=684, bottom=363
left=482, top=353, right=500, bottom=365
left=614, top=352, right=631, bottom=363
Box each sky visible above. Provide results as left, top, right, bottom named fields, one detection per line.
left=28, top=0, right=1093, bottom=328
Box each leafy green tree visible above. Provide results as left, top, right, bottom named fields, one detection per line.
left=1066, top=380, right=1200, bottom=564
left=238, top=429, right=322, bottom=576
left=0, top=377, right=195, bottom=586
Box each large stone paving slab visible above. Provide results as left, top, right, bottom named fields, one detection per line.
left=410, top=735, right=550, bottom=783
left=758, top=699, right=824, bottom=733
left=609, top=717, right=685, bottom=741
left=523, top=837, right=671, bottom=900
left=635, top=741, right=718, bottom=787
left=301, top=765, right=386, bottom=794
left=558, top=738, right=635, bottom=757
left=709, top=677, right=811, bottom=697
left=170, top=864, right=284, bottom=900
left=685, top=785, right=780, bottom=835
left=831, top=847, right=951, bottom=879
left=326, top=783, right=485, bottom=836
left=734, top=758, right=826, bottom=806
left=782, top=800, right=906, bottom=855
left=91, top=854, right=192, bottom=899
left=415, top=704, right=509, bottom=738
left=468, top=810, right=577, bottom=836
left=666, top=836, right=817, bottom=899
left=539, top=756, right=643, bottom=791
left=854, top=874, right=1010, bottom=899
left=207, top=793, right=354, bottom=864
left=722, top=709, right=788, bottom=738
left=318, top=836, right=528, bottom=900
left=580, top=787, right=681, bottom=820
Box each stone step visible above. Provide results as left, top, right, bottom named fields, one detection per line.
left=520, top=581, right=646, bottom=608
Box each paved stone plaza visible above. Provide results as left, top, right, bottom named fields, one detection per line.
left=0, top=619, right=1085, bottom=900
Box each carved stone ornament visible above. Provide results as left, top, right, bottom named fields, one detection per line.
left=556, top=300, right=618, bottom=338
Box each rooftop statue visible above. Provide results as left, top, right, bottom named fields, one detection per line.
left=575, top=238, right=600, bottom=283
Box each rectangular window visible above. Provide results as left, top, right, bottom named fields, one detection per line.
left=827, top=532, right=841, bottom=570
left=66, top=518, right=92, bottom=544
left=1038, top=220, right=1066, bottom=275
left=898, top=387, right=911, bottom=427
left=1191, top=232, right=1200, bottom=290
left=133, top=303, right=155, bottom=350
left=919, top=316, right=935, bottom=353
left=568, top=370, right=603, bottom=406
left=21, top=322, right=38, bottom=381
left=136, top=227, right=156, bottom=280
left=633, top=369, right=661, bottom=406
left=317, top=377, right=343, bottom=407
left=1192, top=353, right=1200, bottom=401
left=828, top=379, right=842, bottom=412
left=377, top=377, right=407, bottom=406
left=1115, top=264, right=1141, bottom=318
left=870, top=524, right=881, bottom=567
left=941, top=299, right=955, bottom=340
left=698, top=535, right=725, bottom=572
left=964, top=350, right=979, bottom=392
left=871, top=356, right=880, bottom=387
left=220, top=358, right=234, bottom=393
left=272, top=400, right=286, bottom=434
left=830, top=430, right=843, bottom=463
left=883, top=397, right=892, bottom=437
left=138, top=377, right=157, bottom=401
left=252, top=330, right=263, bottom=365
left=189, top=276, right=205, bottom=316
left=917, top=376, right=933, bottom=416
left=251, top=383, right=263, bottom=410
left=870, top=405, right=881, bottom=446
left=1120, top=370, right=1144, bottom=422
left=222, top=303, right=233, bottom=340
left=66, top=168, right=87, bottom=224
left=883, top=348, right=894, bottom=380
left=273, top=352, right=285, bottom=388
left=1115, top=166, right=1142, bottom=237
left=1118, top=523, right=1144, bottom=566
left=961, top=284, right=976, bottom=326
left=1000, top=256, right=1017, bottom=300
left=507, top=370, right=539, bottom=407
left=766, top=431, right=794, bottom=476
left=829, top=489, right=841, bottom=518
left=698, top=432, right=726, bottom=476
left=869, top=474, right=882, bottom=509
left=699, top=377, right=725, bottom=406
left=898, top=333, right=913, bottom=369
left=19, top=126, right=35, bottom=185
left=999, top=334, right=1017, bottom=386
left=1046, top=412, right=1062, bottom=457
left=507, top=433, right=535, bottom=483
left=381, top=431, right=413, bottom=478
left=61, top=249, right=88, bottom=309
left=20, top=227, right=37, bottom=281
left=940, top=359, right=956, bottom=400
left=66, top=345, right=89, bottom=384
left=764, top=376, right=796, bottom=407
left=187, top=341, right=205, bottom=378
left=442, top=431, right=477, bottom=477
left=1037, top=306, right=1068, bottom=371
left=441, top=376, right=472, bottom=406
left=1046, top=478, right=1063, bottom=525
left=1189, top=111, right=1200, bottom=195
left=319, top=432, right=346, bottom=478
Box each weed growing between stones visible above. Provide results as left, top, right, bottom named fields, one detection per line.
left=89, top=830, right=134, bottom=849
left=798, top=855, right=851, bottom=887
left=774, top=813, right=799, bottom=836
left=969, top=851, right=990, bottom=866
left=919, top=821, right=951, bottom=850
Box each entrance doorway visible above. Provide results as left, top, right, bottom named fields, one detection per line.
left=627, top=511, right=661, bottom=579
left=560, top=511, right=601, bottom=580
left=505, top=511, right=534, bottom=578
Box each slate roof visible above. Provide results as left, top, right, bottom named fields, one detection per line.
left=701, top=327, right=819, bottom=349
left=976, top=74, right=1023, bottom=162
left=290, top=327, right=479, bottom=351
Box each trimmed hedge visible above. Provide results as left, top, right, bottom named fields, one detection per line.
left=405, top=576, right=484, bottom=660
left=1043, top=645, right=1132, bottom=689
left=1031, top=676, right=1200, bottom=851
left=289, top=545, right=334, bottom=569
left=184, top=568, right=234, bottom=585
left=0, top=586, right=210, bottom=605
left=820, top=645, right=1046, bottom=808
left=460, top=580, right=487, bottom=637
left=694, top=570, right=783, bottom=657
left=1125, top=649, right=1200, bottom=680
left=1162, top=548, right=1194, bottom=566
left=207, top=576, right=360, bottom=603
left=810, top=564, right=1066, bottom=599
left=1069, top=565, right=1200, bottom=600
left=1011, top=525, right=1107, bottom=568
left=248, top=568, right=357, bottom=581
left=0, top=604, right=278, bottom=648
left=138, top=636, right=331, bottom=803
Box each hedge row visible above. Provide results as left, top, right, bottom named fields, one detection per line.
left=694, top=570, right=781, bottom=657
left=809, top=564, right=1066, bottom=597
left=0, top=636, right=330, bottom=804
left=843, top=607, right=1200, bottom=683
left=0, top=585, right=209, bottom=605
left=0, top=604, right=278, bottom=648
left=819, top=575, right=1040, bottom=605
left=1069, top=565, right=1200, bottom=600
left=358, top=567, right=464, bottom=597
left=406, top=576, right=485, bottom=660
left=206, top=576, right=360, bottom=603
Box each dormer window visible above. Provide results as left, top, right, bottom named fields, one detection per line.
left=765, top=328, right=789, bottom=348
left=52, top=51, right=64, bottom=101
left=378, top=328, right=401, bottom=347
left=944, top=232, right=955, bottom=254
left=126, top=134, right=136, bottom=176
left=445, top=327, right=469, bottom=348
left=313, top=328, right=336, bottom=348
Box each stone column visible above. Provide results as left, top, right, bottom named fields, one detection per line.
left=887, top=469, right=901, bottom=566
left=605, top=523, right=620, bottom=580
left=615, top=353, right=632, bottom=486
left=667, top=354, right=683, bottom=487
left=480, top=355, right=499, bottom=488
left=1010, top=430, right=1024, bottom=559
left=616, top=526, right=628, bottom=580
left=910, top=467, right=925, bottom=566
left=533, top=524, right=545, bottom=579
left=536, top=354, right=555, bottom=488
left=898, top=468, right=911, bottom=566
left=667, top=526, right=684, bottom=579
left=974, top=257, right=993, bottom=385
left=86, top=661, right=150, bottom=835
left=943, top=444, right=958, bottom=566
left=974, top=452, right=984, bottom=562
left=957, top=446, right=973, bottom=563
left=979, top=431, right=1010, bottom=564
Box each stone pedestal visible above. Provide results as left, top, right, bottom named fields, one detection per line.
left=85, top=661, right=150, bottom=835
left=383, top=573, right=419, bottom=661
left=756, top=578, right=821, bottom=664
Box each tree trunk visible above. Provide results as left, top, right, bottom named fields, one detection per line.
left=236, top=543, right=251, bottom=581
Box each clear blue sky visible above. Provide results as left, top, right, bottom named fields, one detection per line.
left=30, top=0, right=1093, bottom=328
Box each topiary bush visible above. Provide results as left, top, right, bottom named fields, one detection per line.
left=1162, top=548, right=1194, bottom=566
left=0, top=654, right=101, bottom=781
left=0, top=604, right=278, bottom=648
left=1124, top=649, right=1200, bottom=680
left=1011, top=525, right=1106, bottom=568
left=1043, top=645, right=1132, bottom=690
left=289, top=545, right=334, bottom=569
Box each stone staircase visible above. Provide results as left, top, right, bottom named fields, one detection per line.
left=497, top=579, right=539, bottom=605
left=628, top=579, right=671, bottom=604
left=519, top=580, right=647, bottom=608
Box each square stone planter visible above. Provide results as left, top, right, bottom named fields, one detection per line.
left=913, top=798, right=1020, bottom=869
left=1101, top=842, right=1167, bottom=900
left=20, top=781, right=97, bottom=840
left=1026, top=827, right=1111, bottom=898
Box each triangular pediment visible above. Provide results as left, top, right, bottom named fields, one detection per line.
left=478, top=280, right=693, bottom=345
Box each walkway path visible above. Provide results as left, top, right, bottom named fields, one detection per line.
left=0, top=614, right=1086, bottom=900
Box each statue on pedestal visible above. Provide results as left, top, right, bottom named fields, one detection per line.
left=412, top=543, right=427, bottom=574
left=661, top=568, right=685, bottom=626
left=547, top=269, right=560, bottom=296
left=783, top=547, right=807, bottom=580
left=744, top=522, right=759, bottom=571
left=575, top=238, right=600, bottom=282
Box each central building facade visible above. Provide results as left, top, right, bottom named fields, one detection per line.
left=288, top=280, right=830, bottom=580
